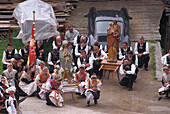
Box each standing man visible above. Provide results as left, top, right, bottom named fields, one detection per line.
left=19, top=43, right=29, bottom=66
left=91, top=46, right=107, bottom=79
left=77, top=50, right=93, bottom=76
left=119, top=41, right=132, bottom=60
left=2, top=43, right=18, bottom=70
left=134, top=37, right=150, bottom=71
left=48, top=49, right=60, bottom=74
left=119, top=58, right=136, bottom=91
left=161, top=49, right=170, bottom=68
left=65, top=24, right=79, bottom=42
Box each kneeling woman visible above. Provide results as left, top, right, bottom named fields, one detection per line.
left=19, top=67, right=36, bottom=96
left=46, top=73, right=63, bottom=107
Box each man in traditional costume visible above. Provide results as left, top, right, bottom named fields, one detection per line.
left=19, top=43, right=29, bottom=66
left=2, top=63, right=17, bottom=87
left=48, top=49, right=60, bottom=74
left=134, top=37, right=150, bottom=71
left=107, top=20, right=121, bottom=62
left=19, top=67, right=36, bottom=96
left=161, top=49, right=170, bottom=68
left=77, top=50, right=93, bottom=76
left=73, top=65, right=89, bottom=95
left=91, top=46, right=107, bottom=79
left=46, top=73, right=63, bottom=107
left=119, top=41, right=132, bottom=60
left=158, top=67, right=170, bottom=101
left=36, top=40, right=45, bottom=62
left=126, top=51, right=138, bottom=80
left=52, top=36, right=62, bottom=51
left=119, top=58, right=136, bottom=91
left=59, top=40, right=73, bottom=77
left=35, top=67, right=51, bottom=99
left=2, top=43, right=18, bottom=70
left=85, top=74, right=102, bottom=107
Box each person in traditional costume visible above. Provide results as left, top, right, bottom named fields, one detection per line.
left=77, top=50, right=93, bottom=76
left=46, top=73, right=63, bottom=107
left=2, top=43, right=18, bottom=70
left=134, top=37, right=150, bottom=71
left=73, top=65, right=89, bottom=95
left=75, top=37, right=89, bottom=58
left=59, top=40, right=73, bottom=77
left=19, top=67, right=36, bottom=96
left=65, top=24, right=79, bottom=42
left=85, top=74, right=102, bottom=107
left=0, top=82, right=7, bottom=114
left=161, top=49, right=170, bottom=68
left=19, top=43, right=29, bottom=66
left=0, top=76, right=9, bottom=88
left=119, top=41, right=132, bottom=60
left=2, top=63, right=17, bottom=87
left=158, top=67, right=170, bottom=101
left=36, top=60, right=46, bottom=75
left=48, top=49, right=60, bottom=74
left=119, top=58, right=136, bottom=91
left=36, top=40, right=45, bottom=62
left=52, top=36, right=62, bottom=51
left=107, top=20, right=121, bottom=62
left=73, top=35, right=89, bottom=46
left=91, top=46, right=107, bottom=79
left=35, top=67, right=51, bottom=99
left=5, top=86, right=20, bottom=114
left=126, top=51, right=138, bottom=80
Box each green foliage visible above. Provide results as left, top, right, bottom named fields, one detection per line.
left=150, top=46, right=157, bottom=80
left=147, top=40, right=157, bottom=44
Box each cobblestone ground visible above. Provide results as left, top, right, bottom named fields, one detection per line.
left=20, top=0, right=169, bottom=114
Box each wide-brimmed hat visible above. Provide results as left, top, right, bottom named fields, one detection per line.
left=6, top=86, right=16, bottom=93
left=52, top=73, right=62, bottom=81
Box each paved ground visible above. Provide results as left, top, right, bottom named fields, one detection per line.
left=20, top=0, right=169, bottom=114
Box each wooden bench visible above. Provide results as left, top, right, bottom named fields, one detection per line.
left=99, top=59, right=123, bottom=86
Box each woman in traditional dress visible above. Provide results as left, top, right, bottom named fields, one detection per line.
left=19, top=67, right=36, bottom=96
left=35, top=67, right=51, bottom=99
left=46, top=73, right=63, bottom=107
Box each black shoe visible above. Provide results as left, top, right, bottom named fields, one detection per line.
left=86, top=101, right=90, bottom=107
left=128, top=87, right=132, bottom=91
left=94, top=100, right=98, bottom=104
left=158, top=96, right=162, bottom=101
left=144, top=68, right=148, bottom=71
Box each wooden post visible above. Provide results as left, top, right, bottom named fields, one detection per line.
left=33, top=11, right=36, bottom=77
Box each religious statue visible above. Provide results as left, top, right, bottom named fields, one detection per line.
left=107, top=20, right=121, bottom=62
left=59, top=40, right=73, bottom=78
